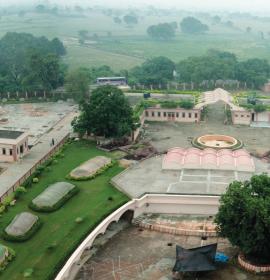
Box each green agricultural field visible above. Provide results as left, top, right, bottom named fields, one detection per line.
left=0, top=140, right=128, bottom=280
left=1, top=11, right=270, bottom=70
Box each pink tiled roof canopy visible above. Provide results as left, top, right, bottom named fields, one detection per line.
left=162, top=147, right=255, bottom=172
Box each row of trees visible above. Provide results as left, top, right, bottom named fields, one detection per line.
left=113, top=14, right=138, bottom=26
left=0, top=32, right=66, bottom=92
left=128, top=51, right=270, bottom=89
left=176, top=50, right=270, bottom=88
left=147, top=17, right=209, bottom=40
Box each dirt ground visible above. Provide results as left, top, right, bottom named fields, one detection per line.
left=144, top=102, right=270, bottom=154
left=76, top=226, right=269, bottom=280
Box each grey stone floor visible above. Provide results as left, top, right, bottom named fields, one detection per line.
left=76, top=226, right=269, bottom=280
left=0, top=102, right=76, bottom=145
left=112, top=156, right=262, bottom=198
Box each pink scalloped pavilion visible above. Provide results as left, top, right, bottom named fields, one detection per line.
left=162, top=147, right=255, bottom=172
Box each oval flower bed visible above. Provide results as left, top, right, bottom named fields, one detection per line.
left=68, top=156, right=114, bottom=181
left=29, top=182, right=79, bottom=212
left=3, top=212, right=41, bottom=242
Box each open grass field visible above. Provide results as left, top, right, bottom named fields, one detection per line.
left=1, top=11, right=270, bottom=70
left=0, top=140, right=128, bottom=280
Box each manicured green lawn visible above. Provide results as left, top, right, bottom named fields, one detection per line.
left=0, top=140, right=129, bottom=280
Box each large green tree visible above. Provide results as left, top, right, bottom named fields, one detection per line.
left=0, top=32, right=66, bottom=92
left=130, top=56, right=175, bottom=86
left=72, top=86, right=134, bottom=138
left=176, top=51, right=238, bottom=83
left=236, top=58, right=270, bottom=88
left=123, top=14, right=138, bottom=25
left=147, top=23, right=175, bottom=40
left=215, top=174, right=270, bottom=263
left=180, top=17, right=209, bottom=34
left=65, top=68, right=90, bottom=102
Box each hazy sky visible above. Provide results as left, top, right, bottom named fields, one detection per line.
left=1, top=0, right=270, bottom=13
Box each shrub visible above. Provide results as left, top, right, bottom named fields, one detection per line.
left=108, top=196, right=114, bottom=201
left=36, top=165, right=45, bottom=172
left=47, top=242, right=57, bottom=251
left=45, top=166, right=51, bottom=172
left=0, top=205, right=5, bottom=214
left=32, top=178, right=39, bottom=183
left=253, top=103, right=267, bottom=113
left=0, top=247, right=16, bottom=271
left=53, top=159, right=58, bottom=164
left=75, top=217, right=84, bottom=224
left=23, top=268, right=34, bottom=278
left=14, top=187, right=27, bottom=199
left=22, top=177, right=32, bottom=189
left=2, top=195, right=14, bottom=207
left=180, top=99, right=194, bottom=109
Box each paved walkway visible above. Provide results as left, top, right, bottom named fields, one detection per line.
left=0, top=111, right=77, bottom=198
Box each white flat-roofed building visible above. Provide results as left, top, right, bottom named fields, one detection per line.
left=0, top=130, right=29, bottom=162
left=96, top=77, right=127, bottom=86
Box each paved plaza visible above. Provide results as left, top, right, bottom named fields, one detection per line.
left=112, top=155, right=268, bottom=198
left=0, top=102, right=76, bottom=145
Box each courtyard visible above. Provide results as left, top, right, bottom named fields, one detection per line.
left=145, top=102, right=270, bottom=154
left=76, top=224, right=269, bottom=280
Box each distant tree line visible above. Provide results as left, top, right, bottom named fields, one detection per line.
left=128, top=51, right=270, bottom=89
left=0, top=32, right=66, bottom=93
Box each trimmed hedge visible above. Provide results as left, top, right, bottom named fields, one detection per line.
left=29, top=185, right=79, bottom=213
left=67, top=161, right=115, bottom=181
left=2, top=219, right=42, bottom=242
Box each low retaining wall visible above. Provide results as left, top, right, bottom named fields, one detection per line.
left=55, top=194, right=220, bottom=280
left=139, top=222, right=217, bottom=237
left=238, top=254, right=270, bottom=273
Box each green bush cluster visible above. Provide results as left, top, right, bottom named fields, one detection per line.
left=0, top=247, right=16, bottom=272
left=29, top=186, right=79, bottom=213
left=2, top=219, right=42, bottom=242
left=68, top=161, right=115, bottom=181
left=14, top=187, right=27, bottom=200
left=138, top=99, right=195, bottom=111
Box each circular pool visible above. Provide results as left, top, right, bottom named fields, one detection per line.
left=196, top=134, right=239, bottom=149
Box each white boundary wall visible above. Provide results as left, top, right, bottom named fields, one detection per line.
left=55, top=194, right=220, bottom=280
